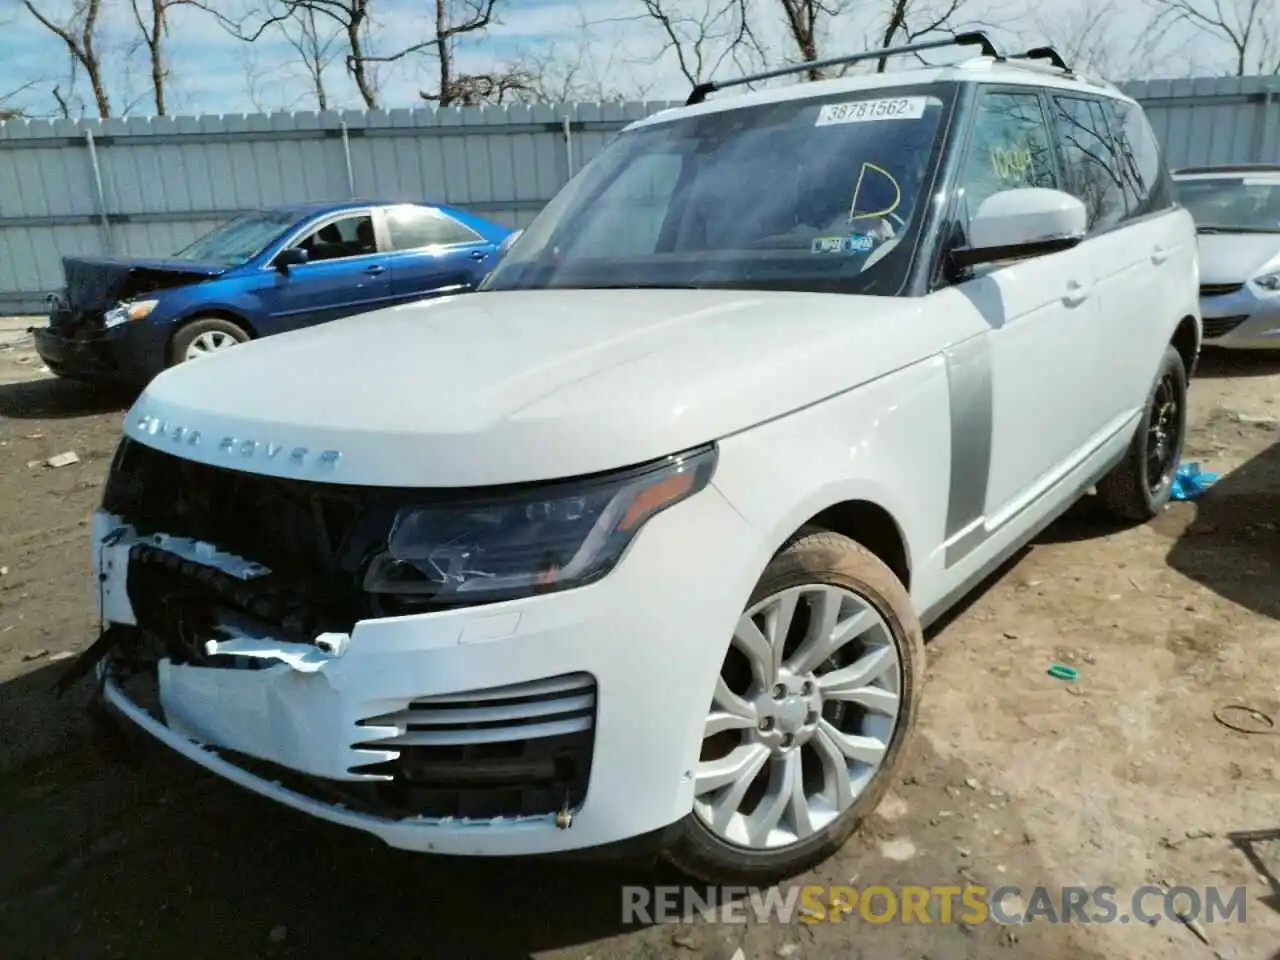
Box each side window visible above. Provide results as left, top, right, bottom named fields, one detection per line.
left=955, top=90, right=1059, bottom=223
left=1104, top=99, right=1173, bottom=217
left=562, top=153, right=684, bottom=258
left=293, top=214, right=376, bottom=262
left=384, top=205, right=482, bottom=250
left=1050, top=97, right=1128, bottom=232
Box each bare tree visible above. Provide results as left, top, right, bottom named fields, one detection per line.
left=200, top=0, right=381, bottom=107
left=129, top=0, right=202, bottom=115
left=0, top=79, right=41, bottom=121
left=21, top=0, right=112, bottom=117
left=875, top=0, right=998, bottom=72
left=1147, top=0, right=1280, bottom=75
left=638, top=0, right=765, bottom=86
left=775, top=0, right=848, bottom=80
left=1036, top=0, right=1168, bottom=81
left=282, top=4, right=343, bottom=109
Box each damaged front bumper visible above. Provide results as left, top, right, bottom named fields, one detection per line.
left=88, top=484, right=758, bottom=856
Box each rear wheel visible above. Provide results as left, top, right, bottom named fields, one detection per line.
left=1096, top=345, right=1187, bottom=521
left=664, top=529, right=925, bottom=885
left=169, top=317, right=250, bottom=366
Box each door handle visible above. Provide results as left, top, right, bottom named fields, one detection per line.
left=1062, top=281, right=1090, bottom=308
left=1151, top=245, right=1169, bottom=265
left=469, top=250, right=487, bottom=261
left=364, top=265, right=386, bottom=275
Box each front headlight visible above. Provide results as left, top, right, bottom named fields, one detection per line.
left=102, top=299, right=160, bottom=328
left=362, top=445, right=717, bottom=608
left=1254, top=272, right=1280, bottom=294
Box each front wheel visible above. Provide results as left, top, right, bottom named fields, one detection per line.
left=664, top=529, right=925, bottom=885
left=1095, top=345, right=1188, bottom=522
left=169, top=316, right=250, bottom=367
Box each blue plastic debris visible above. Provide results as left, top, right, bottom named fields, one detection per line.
left=1170, top=462, right=1220, bottom=501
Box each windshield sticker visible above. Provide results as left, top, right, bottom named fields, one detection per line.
left=848, top=162, right=903, bottom=221
left=811, top=234, right=877, bottom=255
left=816, top=97, right=928, bottom=127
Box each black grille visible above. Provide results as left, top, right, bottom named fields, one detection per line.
left=346, top=674, right=597, bottom=819
left=1203, top=315, right=1249, bottom=339
left=1200, top=283, right=1244, bottom=298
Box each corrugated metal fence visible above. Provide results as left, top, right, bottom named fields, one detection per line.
left=1, top=75, right=1278, bottom=314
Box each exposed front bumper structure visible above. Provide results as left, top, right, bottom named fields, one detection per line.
left=91, top=469, right=760, bottom=856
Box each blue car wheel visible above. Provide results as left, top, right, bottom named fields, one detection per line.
left=169, top=317, right=251, bottom=366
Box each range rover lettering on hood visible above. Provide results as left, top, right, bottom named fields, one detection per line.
left=133, top=413, right=341, bottom=471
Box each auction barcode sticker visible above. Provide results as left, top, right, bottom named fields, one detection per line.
left=815, top=96, right=929, bottom=126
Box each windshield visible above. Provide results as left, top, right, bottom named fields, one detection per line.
left=1175, top=176, right=1280, bottom=233
left=175, top=210, right=299, bottom=264
left=484, top=84, right=955, bottom=295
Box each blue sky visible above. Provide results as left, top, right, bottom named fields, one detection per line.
left=0, top=0, right=1242, bottom=118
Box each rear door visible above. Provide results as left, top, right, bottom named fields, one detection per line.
left=1047, top=94, right=1180, bottom=425
left=262, top=209, right=392, bottom=329
left=380, top=204, right=495, bottom=302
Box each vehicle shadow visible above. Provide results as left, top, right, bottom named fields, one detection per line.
left=0, top=661, right=674, bottom=960
left=1164, top=440, right=1279, bottom=620
left=0, top=662, right=1110, bottom=960
left=0, top=377, right=136, bottom=420
left=1193, top=348, right=1280, bottom=380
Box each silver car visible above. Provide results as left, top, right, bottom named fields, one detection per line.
left=1173, top=164, right=1280, bottom=349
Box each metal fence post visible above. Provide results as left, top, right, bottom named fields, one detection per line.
left=562, top=115, right=575, bottom=181
left=84, top=129, right=113, bottom=254
left=340, top=120, right=356, bottom=198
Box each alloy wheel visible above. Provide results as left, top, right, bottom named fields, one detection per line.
left=694, top=584, right=903, bottom=850
left=1146, top=371, right=1181, bottom=495
left=185, top=330, right=239, bottom=360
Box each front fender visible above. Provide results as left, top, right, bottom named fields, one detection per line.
left=710, top=354, right=953, bottom=610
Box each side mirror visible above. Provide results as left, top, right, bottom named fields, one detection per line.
left=275, top=247, right=308, bottom=272
left=951, top=188, right=1087, bottom=269
left=497, top=229, right=523, bottom=258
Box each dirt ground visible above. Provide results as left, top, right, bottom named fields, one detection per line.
left=0, top=316, right=1277, bottom=960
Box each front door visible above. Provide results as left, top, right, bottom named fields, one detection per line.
left=932, top=87, right=1104, bottom=556
left=264, top=210, right=392, bottom=329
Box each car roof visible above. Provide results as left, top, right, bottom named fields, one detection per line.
left=626, top=56, right=1130, bottom=132
left=264, top=200, right=444, bottom=218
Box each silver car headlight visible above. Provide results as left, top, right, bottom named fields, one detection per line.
left=362, top=445, right=717, bottom=607
left=1253, top=272, right=1280, bottom=294
left=103, top=299, right=160, bottom=328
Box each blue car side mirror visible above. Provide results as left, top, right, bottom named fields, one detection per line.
left=275, top=247, right=309, bottom=272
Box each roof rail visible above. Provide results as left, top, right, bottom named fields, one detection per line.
left=1006, top=46, right=1070, bottom=72
left=1174, top=163, right=1280, bottom=175
left=684, top=31, right=1001, bottom=106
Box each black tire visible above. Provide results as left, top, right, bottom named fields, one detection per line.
left=168, top=316, right=250, bottom=367
left=1096, top=345, right=1188, bottom=522
left=663, top=528, right=926, bottom=886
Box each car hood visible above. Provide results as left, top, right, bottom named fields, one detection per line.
left=125, top=288, right=928, bottom=487
left=58, top=256, right=229, bottom=313
left=1196, top=233, right=1280, bottom=284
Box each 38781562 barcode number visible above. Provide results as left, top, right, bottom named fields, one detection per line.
left=815, top=96, right=928, bottom=126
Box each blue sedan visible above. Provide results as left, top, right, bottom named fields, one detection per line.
left=34, top=200, right=512, bottom=385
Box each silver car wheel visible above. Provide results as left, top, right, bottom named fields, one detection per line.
left=185, top=330, right=239, bottom=360
left=694, top=584, right=902, bottom=851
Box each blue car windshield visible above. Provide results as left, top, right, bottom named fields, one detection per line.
left=175, top=210, right=299, bottom=265
left=484, top=83, right=954, bottom=296
left=1176, top=177, right=1280, bottom=233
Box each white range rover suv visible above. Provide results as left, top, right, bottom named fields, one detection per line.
left=80, top=34, right=1200, bottom=884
